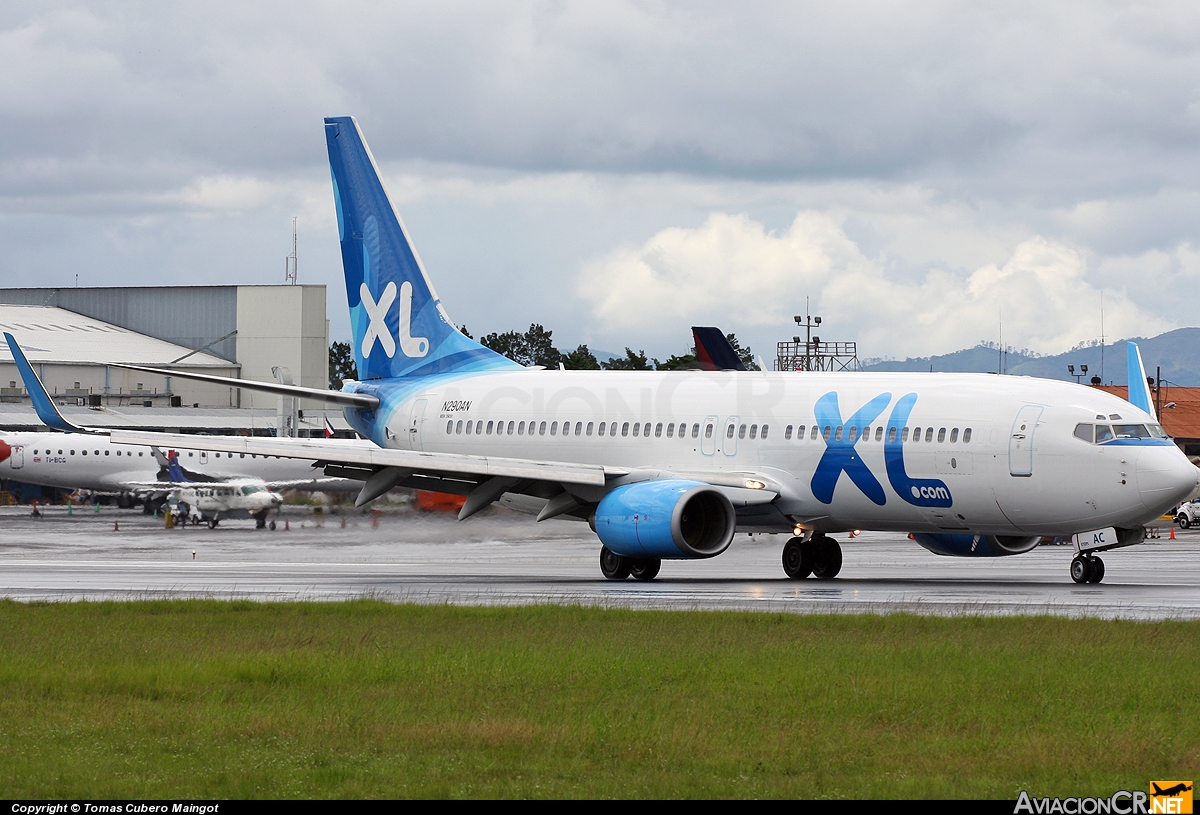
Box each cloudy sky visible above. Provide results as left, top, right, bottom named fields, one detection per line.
left=2, top=1, right=1198, bottom=363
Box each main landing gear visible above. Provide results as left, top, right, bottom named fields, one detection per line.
left=1070, top=553, right=1105, bottom=584
left=782, top=534, right=842, bottom=579
left=599, top=546, right=662, bottom=581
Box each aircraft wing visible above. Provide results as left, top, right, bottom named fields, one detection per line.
left=107, top=430, right=784, bottom=519
left=116, top=481, right=190, bottom=491
left=109, top=430, right=613, bottom=488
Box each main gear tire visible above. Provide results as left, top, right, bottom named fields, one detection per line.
left=630, top=558, right=662, bottom=581
left=811, top=537, right=843, bottom=579
left=600, top=546, right=632, bottom=580
left=782, top=537, right=812, bottom=579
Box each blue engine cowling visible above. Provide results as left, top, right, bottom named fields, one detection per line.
left=593, top=479, right=736, bottom=559
left=912, top=533, right=1042, bottom=557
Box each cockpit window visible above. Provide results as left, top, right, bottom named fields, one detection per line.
left=241, top=485, right=263, bottom=495
left=1148, top=424, right=1169, bottom=438
left=1095, top=425, right=1114, bottom=443
left=1073, top=423, right=1093, bottom=443
left=1113, top=424, right=1150, bottom=439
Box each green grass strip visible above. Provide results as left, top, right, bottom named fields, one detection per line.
left=0, top=600, right=1196, bottom=798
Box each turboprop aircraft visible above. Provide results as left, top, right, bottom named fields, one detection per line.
left=129, top=451, right=285, bottom=529
left=7, top=115, right=1196, bottom=584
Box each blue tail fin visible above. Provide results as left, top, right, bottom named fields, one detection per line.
left=4, top=331, right=92, bottom=433
left=1126, top=341, right=1158, bottom=420
left=324, top=116, right=519, bottom=380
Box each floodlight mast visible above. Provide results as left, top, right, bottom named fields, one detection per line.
left=777, top=298, right=856, bottom=372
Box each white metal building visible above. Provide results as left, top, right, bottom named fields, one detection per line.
left=0, top=285, right=329, bottom=411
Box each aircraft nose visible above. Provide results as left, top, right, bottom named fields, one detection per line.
left=1137, top=447, right=1198, bottom=514
left=0, top=439, right=10, bottom=463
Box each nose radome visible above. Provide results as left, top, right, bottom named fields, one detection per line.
left=0, top=439, right=9, bottom=463
left=1137, top=447, right=1199, bottom=513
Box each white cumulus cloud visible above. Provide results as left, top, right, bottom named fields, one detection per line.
left=578, top=211, right=1173, bottom=359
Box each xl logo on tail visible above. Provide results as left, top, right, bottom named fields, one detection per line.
left=360, top=281, right=429, bottom=359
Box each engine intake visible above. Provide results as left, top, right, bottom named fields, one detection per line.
left=593, top=480, right=736, bottom=559
left=912, top=533, right=1042, bottom=557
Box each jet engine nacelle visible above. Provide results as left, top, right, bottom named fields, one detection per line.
left=593, top=479, right=736, bottom=559
left=912, top=533, right=1042, bottom=557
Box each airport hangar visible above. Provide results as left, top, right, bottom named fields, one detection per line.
left=0, top=285, right=354, bottom=438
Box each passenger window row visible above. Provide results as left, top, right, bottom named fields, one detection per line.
left=781, top=425, right=973, bottom=444
left=29, top=448, right=270, bottom=459
left=34, top=448, right=147, bottom=457
left=444, top=419, right=740, bottom=441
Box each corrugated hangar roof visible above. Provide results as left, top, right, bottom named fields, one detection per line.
left=0, top=305, right=230, bottom=368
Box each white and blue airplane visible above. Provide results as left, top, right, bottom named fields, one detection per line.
left=6, top=116, right=1195, bottom=584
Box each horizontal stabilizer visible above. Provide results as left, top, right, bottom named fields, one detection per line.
left=106, top=363, right=380, bottom=409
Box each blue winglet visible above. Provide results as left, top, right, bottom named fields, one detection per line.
left=1126, top=341, right=1158, bottom=421
left=3, top=332, right=93, bottom=433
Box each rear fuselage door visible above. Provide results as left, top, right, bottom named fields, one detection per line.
left=1009, top=405, right=1044, bottom=477
left=11, top=445, right=22, bottom=469
left=722, top=416, right=740, bottom=457
left=407, top=398, right=428, bottom=451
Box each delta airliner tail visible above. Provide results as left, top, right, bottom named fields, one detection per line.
left=692, top=327, right=748, bottom=371
left=324, top=116, right=519, bottom=381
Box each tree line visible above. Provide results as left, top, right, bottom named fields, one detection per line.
left=328, top=324, right=756, bottom=388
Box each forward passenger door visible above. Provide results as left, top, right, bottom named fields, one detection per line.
left=1009, top=405, right=1043, bottom=477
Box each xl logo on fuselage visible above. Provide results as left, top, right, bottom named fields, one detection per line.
left=811, top=391, right=953, bottom=508
left=360, top=280, right=429, bottom=360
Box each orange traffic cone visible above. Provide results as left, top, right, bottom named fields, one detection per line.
left=113, top=521, right=119, bottom=531
left=1170, top=525, right=1176, bottom=540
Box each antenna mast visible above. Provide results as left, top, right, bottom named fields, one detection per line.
left=284, top=217, right=298, bottom=285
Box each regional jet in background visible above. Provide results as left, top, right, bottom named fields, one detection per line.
left=7, top=116, right=1195, bottom=584
left=0, top=430, right=360, bottom=512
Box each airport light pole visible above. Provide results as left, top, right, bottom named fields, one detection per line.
left=1067, top=363, right=1088, bottom=384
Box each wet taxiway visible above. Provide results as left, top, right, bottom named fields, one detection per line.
left=0, top=504, right=1197, bottom=619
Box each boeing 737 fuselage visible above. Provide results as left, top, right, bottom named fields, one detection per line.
left=7, top=115, right=1194, bottom=583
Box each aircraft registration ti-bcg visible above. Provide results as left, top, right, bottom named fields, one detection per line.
left=5, top=116, right=1196, bottom=584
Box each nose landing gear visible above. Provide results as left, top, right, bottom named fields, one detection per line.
left=782, top=534, right=842, bottom=579
left=1070, top=554, right=1105, bottom=584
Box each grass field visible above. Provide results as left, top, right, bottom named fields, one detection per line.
left=0, top=600, right=1196, bottom=798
